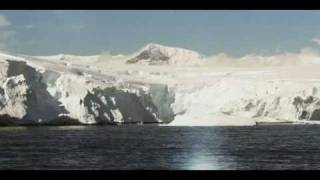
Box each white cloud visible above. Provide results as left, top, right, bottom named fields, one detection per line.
left=311, top=38, right=320, bottom=45
left=25, top=24, right=34, bottom=29
left=0, top=15, right=10, bottom=27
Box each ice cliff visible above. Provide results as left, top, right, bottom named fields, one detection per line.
left=1, top=44, right=320, bottom=126
left=0, top=55, right=175, bottom=125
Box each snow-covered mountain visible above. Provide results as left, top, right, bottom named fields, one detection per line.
left=126, top=43, right=204, bottom=65
left=1, top=44, right=320, bottom=126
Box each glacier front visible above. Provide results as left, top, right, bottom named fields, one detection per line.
left=1, top=43, right=320, bottom=126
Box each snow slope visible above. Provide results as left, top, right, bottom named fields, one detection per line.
left=126, top=43, right=204, bottom=66
left=1, top=43, right=320, bottom=126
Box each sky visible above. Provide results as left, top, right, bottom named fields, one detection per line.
left=0, top=10, right=320, bottom=56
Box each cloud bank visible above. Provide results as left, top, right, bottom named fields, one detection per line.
left=312, top=38, right=320, bottom=46
left=0, top=15, right=10, bottom=27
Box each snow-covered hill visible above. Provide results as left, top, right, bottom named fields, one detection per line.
left=1, top=44, right=320, bottom=126
left=126, top=43, right=204, bottom=66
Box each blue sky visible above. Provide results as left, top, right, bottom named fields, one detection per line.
left=0, top=10, right=320, bottom=56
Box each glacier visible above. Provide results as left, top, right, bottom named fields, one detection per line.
left=1, top=44, right=320, bottom=126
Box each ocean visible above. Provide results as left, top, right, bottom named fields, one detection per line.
left=0, top=125, right=319, bottom=170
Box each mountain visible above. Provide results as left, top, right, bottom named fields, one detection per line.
left=0, top=45, right=320, bottom=126
left=126, top=43, right=204, bottom=65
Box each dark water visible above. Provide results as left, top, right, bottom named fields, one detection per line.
left=0, top=125, right=320, bottom=170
